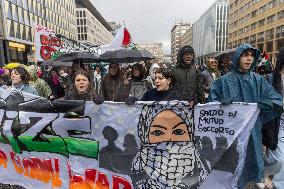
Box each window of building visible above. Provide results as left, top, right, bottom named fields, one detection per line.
left=257, top=32, right=265, bottom=42
left=250, top=34, right=256, bottom=44
left=76, top=11, right=79, bottom=17
left=266, top=28, right=274, bottom=40
left=267, top=14, right=276, bottom=23
left=83, top=11, right=86, bottom=17
left=278, top=10, right=284, bottom=19
left=244, top=26, right=249, bottom=33
left=258, top=19, right=265, bottom=27
left=259, top=5, right=266, bottom=13
left=251, top=22, right=257, bottom=30
left=276, top=25, right=284, bottom=38
left=251, top=10, right=257, bottom=18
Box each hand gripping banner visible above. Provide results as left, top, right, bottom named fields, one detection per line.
left=0, top=88, right=259, bottom=189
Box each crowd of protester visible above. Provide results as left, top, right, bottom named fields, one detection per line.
left=0, top=43, right=284, bottom=189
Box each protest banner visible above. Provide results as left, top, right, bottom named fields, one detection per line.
left=0, top=88, right=260, bottom=189
left=34, top=25, right=98, bottom=62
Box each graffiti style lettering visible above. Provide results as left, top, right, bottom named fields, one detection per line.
left=40, top=35, right=62, bottom=47
left=0, top=92, right=99, bottom=159
left=22, top=157, right=62, bottom=188
left=0, top=149, right=7, bottom=168
left=10, top=151, right=24, bottom=175
left=69, top=166, right=132, bottom=189
left=40, top=46, right=58, bottom=61
left=10, top=151, right=62, bottom=188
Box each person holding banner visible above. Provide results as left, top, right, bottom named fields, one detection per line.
left=208, top=43, right=283, bottom=189
left=64, top=69, right=102, bottom=103
left=6, top=66, right=38, bottom=95
left=140, top=68, right=181, bottom=101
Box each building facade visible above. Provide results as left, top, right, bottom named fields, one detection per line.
left=136, top=43, right=164, bottom=64
left=171, top=23, right=191, bottom=64
left=75, top=0, right=113, bottom=45
left=0, top=0, right=77, bottom=66
left=180, top=26, right=193, bottom=47
left=192, top=0, right=229, bottom=65
left=228, top=0, right=284, bottom=63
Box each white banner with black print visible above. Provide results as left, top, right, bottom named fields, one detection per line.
left=0, top=88, right=259, bottom=189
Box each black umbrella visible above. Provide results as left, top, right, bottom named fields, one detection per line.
left=215, top=48, right=236, bottom=62
left=53, top=52, right=101, bottom=63
left=99, top=49, right=155, bottom=63
left=41, top=60, right=73, bottom=67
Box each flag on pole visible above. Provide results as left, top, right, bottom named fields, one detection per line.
left=99, top=27, right=135, bottom=54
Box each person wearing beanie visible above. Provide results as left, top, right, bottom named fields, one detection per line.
left=100, top=62, right=130, bottom=102
left=172, top=45, right=205, bottom=103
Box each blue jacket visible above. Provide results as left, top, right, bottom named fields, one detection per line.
left=209, top=43, right=283, bottom=188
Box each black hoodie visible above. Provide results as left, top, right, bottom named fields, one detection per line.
left=172, top=45, right=205, bottom=102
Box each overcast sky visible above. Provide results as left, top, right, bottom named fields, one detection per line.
left=91, top=0, right=217, bottom=54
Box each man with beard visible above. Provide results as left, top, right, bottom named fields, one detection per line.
left=172, top=46, right=205, bottom=103
left=131, top=102, right=209, bottom=189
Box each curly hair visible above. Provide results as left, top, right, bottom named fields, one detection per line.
left=11, top=67, right=30, bottom=84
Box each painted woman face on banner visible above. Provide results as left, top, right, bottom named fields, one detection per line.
left=131, top=102, right=208, bottom=189
left=149, top=110, right=192, bottom=143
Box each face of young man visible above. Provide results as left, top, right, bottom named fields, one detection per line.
left=239, top=50, right=255, bottom=72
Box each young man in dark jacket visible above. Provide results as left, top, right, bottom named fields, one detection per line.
left=172, top=45, right=205, bottom=103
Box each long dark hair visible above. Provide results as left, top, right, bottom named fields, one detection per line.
left=66, top=69, right=95, bottom=100
left=272, top=48, right=284, bottom=95
left=132, top=63, right=145, bottom=81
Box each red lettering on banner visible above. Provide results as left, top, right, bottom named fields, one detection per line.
left=113, top=176, right=132, bottom=189
left=40, top=35, right=62, bottom=47
left=39, top=34, right=62, bottom=60
left=95, top=172, right=109, bottom=189
left=10, top=151, right=24, bottom=174
left=22, top=157, right=62, bottom=188
left=0, top=150, right=7, bottom=168
left=68, top=165, right=132, bottom=189
left=40, top=46, right=57, bottom=61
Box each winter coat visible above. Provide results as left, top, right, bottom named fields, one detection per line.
left=201, top=68, right=221, bottom=98
left=208, top=43, right=283, bottom=188
left=100, top=74, right=130, bottom=102
left=172, top=46, right=205, bottom=102
left=141, top=88, right=181, bottom=101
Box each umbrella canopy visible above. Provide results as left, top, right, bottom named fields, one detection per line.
left=41, top=60, right=73, bottom=67
left=53, top=52, right=101, bottom=63
left=215, top=48, right=236, bottom=62
left=99, top=49, right=155, bottom=63
left=3, top=63, right=22, bottom=69
left=140, top=49, right=155, bottom=59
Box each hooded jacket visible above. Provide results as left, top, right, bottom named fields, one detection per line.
left=100, top=63, right=130, bottom=102
left=209, top=43, right=283, bottom=188
left=172, top=46, right=205, bottom=102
